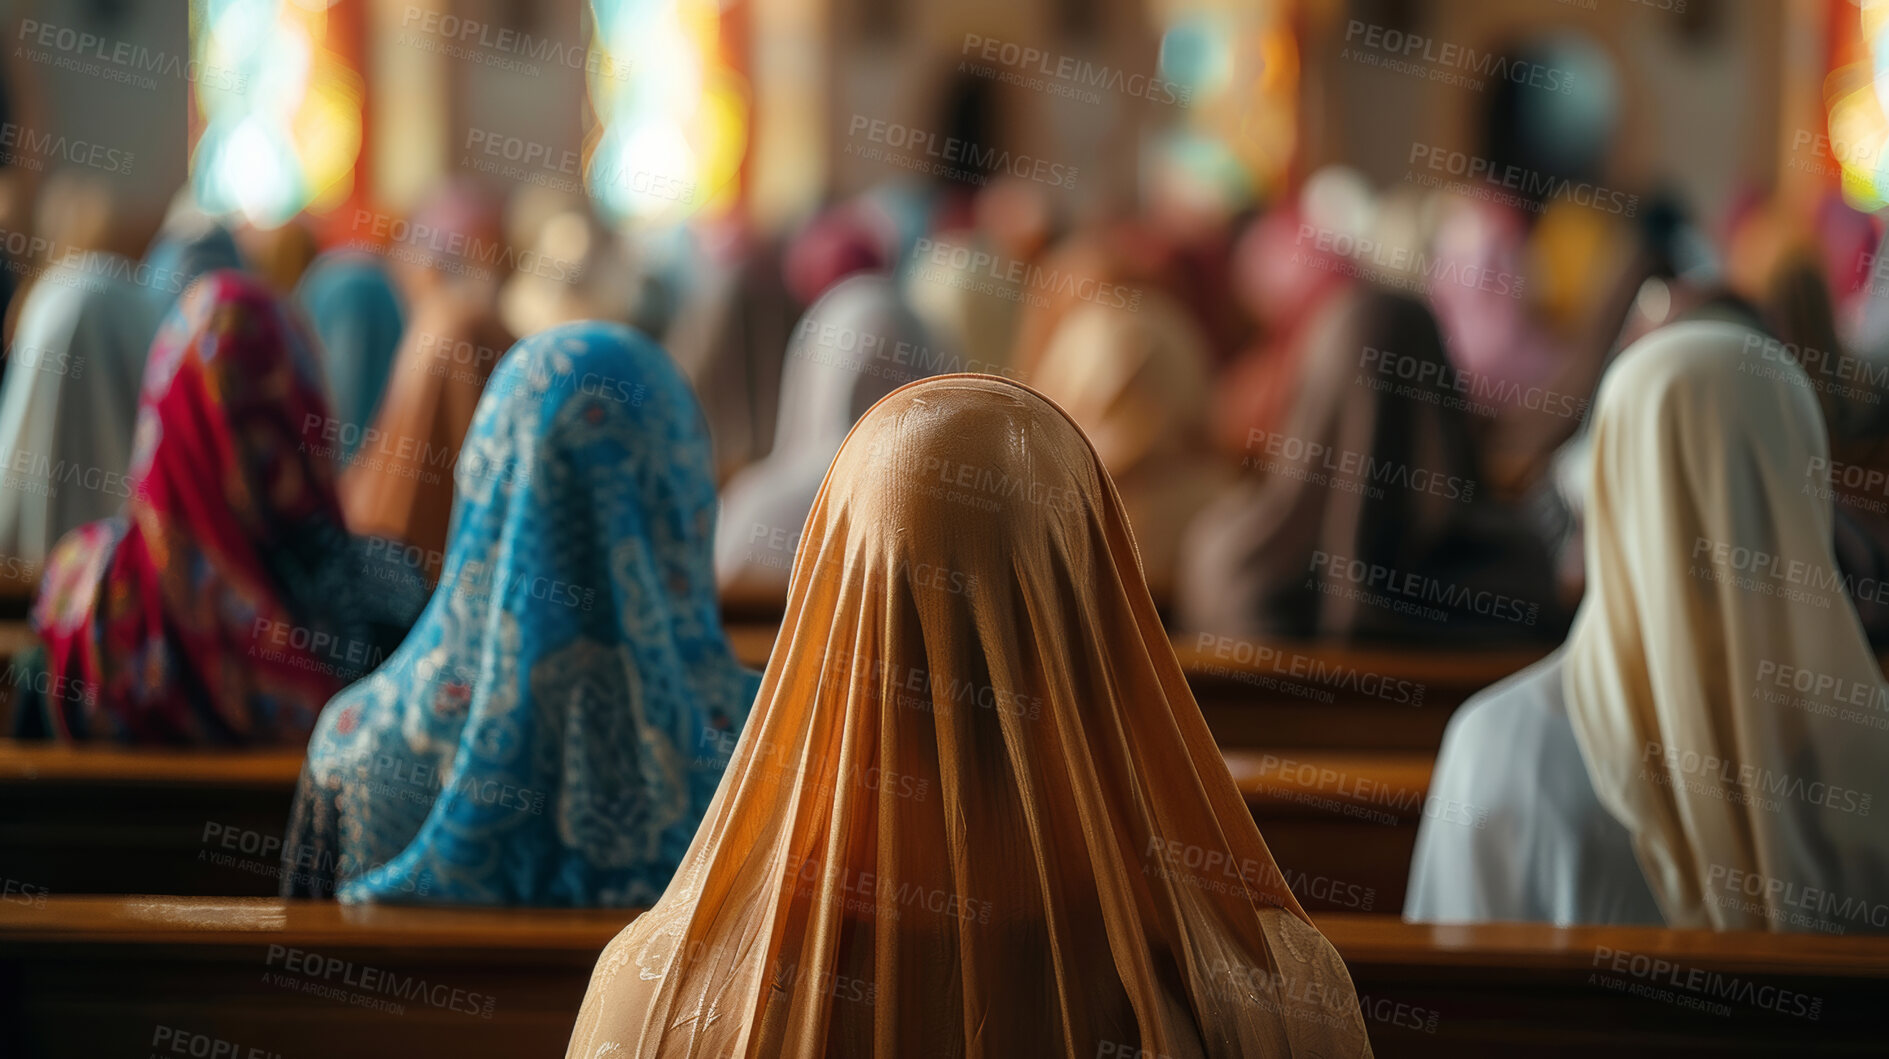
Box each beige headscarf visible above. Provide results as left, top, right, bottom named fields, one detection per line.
left=339, top=293, right=512, bottom=570
left=1033, top=292, right=1232, bottom=602
left=568, top=375, right=1371, bottom=1057
left=1566, top=321, right=1889, bottom=931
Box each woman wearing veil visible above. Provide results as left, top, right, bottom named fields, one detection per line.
left=1406, top=323, right=1889, bottom=928
left=337, top=291, right=511, bottom=585
left=26, top=272, right=382, bottom=743
left=1034, top=292, right=1231, bottom=604
left=1177, top=286, right=1564, bottom=644
left=284, top=323, right=760, bottom=904
left=295, top=252, right=407, bottom=464
left=713, top=275, right=945, bottom=603
left=0, top=244, right=163, bottom=584
left=568, top=375, right=1372, bottom=1057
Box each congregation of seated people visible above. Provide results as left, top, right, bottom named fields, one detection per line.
left=2, top=156, right=1888, bottom=1058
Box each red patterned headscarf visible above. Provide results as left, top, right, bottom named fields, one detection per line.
left=34, top=271, right=362, bottom=744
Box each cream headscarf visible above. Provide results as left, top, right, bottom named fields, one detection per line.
left=1033, top=292, right=1231, bottom=602
left=1566, top=321, right=1889, bottom=931
left=569, top=375, right=1371, bottom=1057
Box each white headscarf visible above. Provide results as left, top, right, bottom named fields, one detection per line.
left=1565, top=320, right=1889, bottom=931
left=0, top=261, right=162, bottom=571
left=713, top=275, right=944, bottom=598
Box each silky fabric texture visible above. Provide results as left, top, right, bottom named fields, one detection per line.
left=0, top=259, right=163, bottom=577
left=567, top=375, right=1372, bottom=1059
left=714, top=275, right=945, bottom=599
left=1564, top=322, right=1889, bottom=931
left=339, top=292, right=511, bottom=573
left=1034, top=292, right=1230, bottom=602
left=296, top=252, right=407, bottom=462
left=1404, top=651, right=1664, bottom=925
left=285, top=323, right=760, bottom=904
left=1177, top=287, right=1564, bottom=643
left=665, top=238, right=799, bottom=480
left=31, top=272, right=360, bottom=744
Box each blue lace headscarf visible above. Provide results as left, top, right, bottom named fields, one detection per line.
left=284, top=322, right=760, bottom=905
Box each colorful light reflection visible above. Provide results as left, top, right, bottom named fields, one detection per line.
left=190, top=0, right=363, bottom=228
left=584, top=0, right=748, bottom=225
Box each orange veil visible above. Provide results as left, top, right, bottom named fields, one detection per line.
left=566, top=375, right=1371, bottom=1057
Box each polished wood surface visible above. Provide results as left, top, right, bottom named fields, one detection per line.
left=0, top=743, right=305, bottom=785
left=721, top=619, right=1544, bottom=751
left=1228, top=749, right=1434, bottom=915
left=0, top=743, right=301, bottom=897
left=0, top=739, right=1432, bottom=909
left=2, top=899, right=1883, bottom=1057
left=1226, top=749, right=1434, bottom=819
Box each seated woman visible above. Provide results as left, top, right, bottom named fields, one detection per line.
left=1034, top=292, right=1231, bottom=603
left=664, top=229, right=799, bottom=482
left=0, top=246, right=162, bottom=586
left=338, top=290, right=511, bottom=588
left=1178, top=286, right=1565, bottom=644
left=283, top=323, right=760, bottom=905
left=25, top=272, right=399, bottom=743
left=295, top=251, right=407, bottom=465
left=1407, top=322, right=1889, bottom=929
left=567, top=375, right=1372, bottom=1057
left=713, top=275, right=943, bottom=603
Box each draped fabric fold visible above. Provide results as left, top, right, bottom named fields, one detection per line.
left=287, top=323, right=759, bottom=905
left=1564, top=321, right=1889, bottom=931
left=31, top=271, right=362, bottom=744
left=569, top=375, right=1371, bottom=1057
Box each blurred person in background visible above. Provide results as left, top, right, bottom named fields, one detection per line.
left=23, top=273, right=410, bottom=744
left=714, top=275, right=944, bottom=604
left=295, top=252, right=407, bottom=465
left=1178, top=286, right=1565, bottom=645
left=0, top=171, right=164, bottom=590
left=1035, top=292, right=1229, bottom=604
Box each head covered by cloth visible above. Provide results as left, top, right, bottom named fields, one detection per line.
left=285, top=323, right=760, bottom=905
left=32, top=272, right=364, bottom=744
left=296, top=251, right=407, bottom=462
left=0, top=256, right=164, bottom=578
left=338, top=290, right=512, bottom=573
left=143, top=215, right=244, bottom=313
left=713, top=274, right=947, bottom=600
left=1033, top=292, right=1228, bottom=601
left=1565, top=322, right=1889, bottom=931
left=1178, top=286, right=1563, bottom=643
left=567, top=375, right=1371, bottom=1057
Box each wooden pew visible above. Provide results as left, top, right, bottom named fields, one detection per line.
left=1174, top=636, right=1546, bottom=752
left=722, top=619, right=1545, bottom=752
left=1229, top=749, right=1433, bottom=916
left=1321, top=914, right=1889, bottom=1056
left=0, top=739, right=1432, bottom=914
left=0, top=897, right=626, bottom=1059
left=0, top=744, right=303, bottom=897
left=3, top=898, right=1884, bottom=1058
